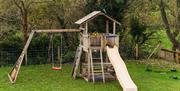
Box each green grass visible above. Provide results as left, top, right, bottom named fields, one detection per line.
left=0, top=61, right=180, bottom=91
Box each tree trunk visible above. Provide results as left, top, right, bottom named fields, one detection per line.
left=176, top=0, right=180, bottom=32
left=160, top=0, right=180, bottom=50
left=22, top=10, right=28, bottom=46
left=21, top=9, right=29, bottom=65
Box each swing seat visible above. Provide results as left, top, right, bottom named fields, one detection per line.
left=52, top=67, right=61, bottom=70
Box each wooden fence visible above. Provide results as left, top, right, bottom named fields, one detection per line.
left=159, top=49, right=180, bottom=63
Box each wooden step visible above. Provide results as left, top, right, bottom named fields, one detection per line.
left=94, top=70, right=103, bottom=73
left=94, top=72, right=111, bottom=75
left=82, top=63, right=112, bottom=66
left=92, top=58, right=101, bottom=60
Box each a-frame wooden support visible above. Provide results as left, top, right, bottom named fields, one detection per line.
left=8, top=31, right=35, bottom=84
left=8, top=29, right=80, bottom=84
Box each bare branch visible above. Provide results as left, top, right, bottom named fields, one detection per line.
left=164, top=3, right=176, bottom=17
left=13, top=0, right=24, bottom=13
left=20, top=0, right=26, bottom=11
left=0, top=16, right=15, bottom=22
left=13, top=0, right=21, bottom=9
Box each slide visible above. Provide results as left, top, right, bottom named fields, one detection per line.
left=106, top=46, right=137, bottom=91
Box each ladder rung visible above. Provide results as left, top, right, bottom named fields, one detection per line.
left=93, top=67, right=102, bottom=70
left=94, top=70, right=103, bottom=73
left=92, top=58, right=101, bottom=59
left=82, top=63, right=112, bottom=66
left=94, top=73, right=110, bottom=75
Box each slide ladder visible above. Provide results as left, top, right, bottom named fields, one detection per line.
left=89, top=48, right=105, bottom=83
left=106, top=46, right=137, bottom=91
left=8, top=31, right=35, bottom=84
left=72, top=45, right=82, bottom=79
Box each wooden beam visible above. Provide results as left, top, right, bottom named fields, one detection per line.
left=113, top=22, right=116, bottom=34
left=106, top=20, right=109, bottom=34
left=161, top=48, right=180, bottom=54
left=102, top=14, right=121, bottom=25
left=33, top=29, right=80, bottom=33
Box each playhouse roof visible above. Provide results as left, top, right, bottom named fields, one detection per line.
left=75, top=11, right=121, bottom=25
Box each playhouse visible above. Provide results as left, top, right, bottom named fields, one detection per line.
left=8, top=11, right=137, bottom=91
left=71, top=11, right=120, bottom=82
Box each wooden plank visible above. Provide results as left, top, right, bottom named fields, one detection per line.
left=75, top=11, right=101, bottom=24
left=161, top=48, right=180, bottom=54
left=34, top=29, right=80, bottom=33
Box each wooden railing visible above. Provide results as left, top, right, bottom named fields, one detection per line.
left=159, top=48, right=180, bottom=63
left=80, top=33, right=119, bottom=52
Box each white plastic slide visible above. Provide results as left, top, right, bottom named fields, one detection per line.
left=106, top=46, right=137, bottom=91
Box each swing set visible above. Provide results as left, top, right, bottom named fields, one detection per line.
left=8, top=29, right=80, bottom=84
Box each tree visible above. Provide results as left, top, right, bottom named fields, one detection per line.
left=84, top=0, right=136, bottom=43
left=159, top=0, right=180, bottom=50
left=12, top=0, right=52, bottom=45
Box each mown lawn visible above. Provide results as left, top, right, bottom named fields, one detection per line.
left=0, top=61, right=179, bottom=91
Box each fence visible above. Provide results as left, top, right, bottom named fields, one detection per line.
left=0, top=46, right=74, bottom=67
left=159, top=48, right=180, bottom=63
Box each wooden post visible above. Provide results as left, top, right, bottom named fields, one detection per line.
left=0, top=51, right=3, bottom=67
left=87, top=52, right=91, bottom=81
left=113, top=22, right=116, bottom=34
left=175, top=49, right=179, bottom=63
left=135, top=44, right=139, bottom=60
left=106, top=20, right=109, bottom=34
left=57, top=46, right=60, bottom=67
left=85, top=23, right=88, bottom=35
left=25, top=52, right=27, bottom=65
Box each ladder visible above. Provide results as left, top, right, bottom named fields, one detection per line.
left=8, top=31, right=35, bottom=84
left=72, top=45, right=82, bottom=79
left=90, top=48, right=105, bottom=83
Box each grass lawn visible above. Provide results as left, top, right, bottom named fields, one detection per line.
left=0, top=61, right=180, bottom=91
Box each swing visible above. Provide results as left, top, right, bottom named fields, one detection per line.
left=50, top=34, right=63, bottom=70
